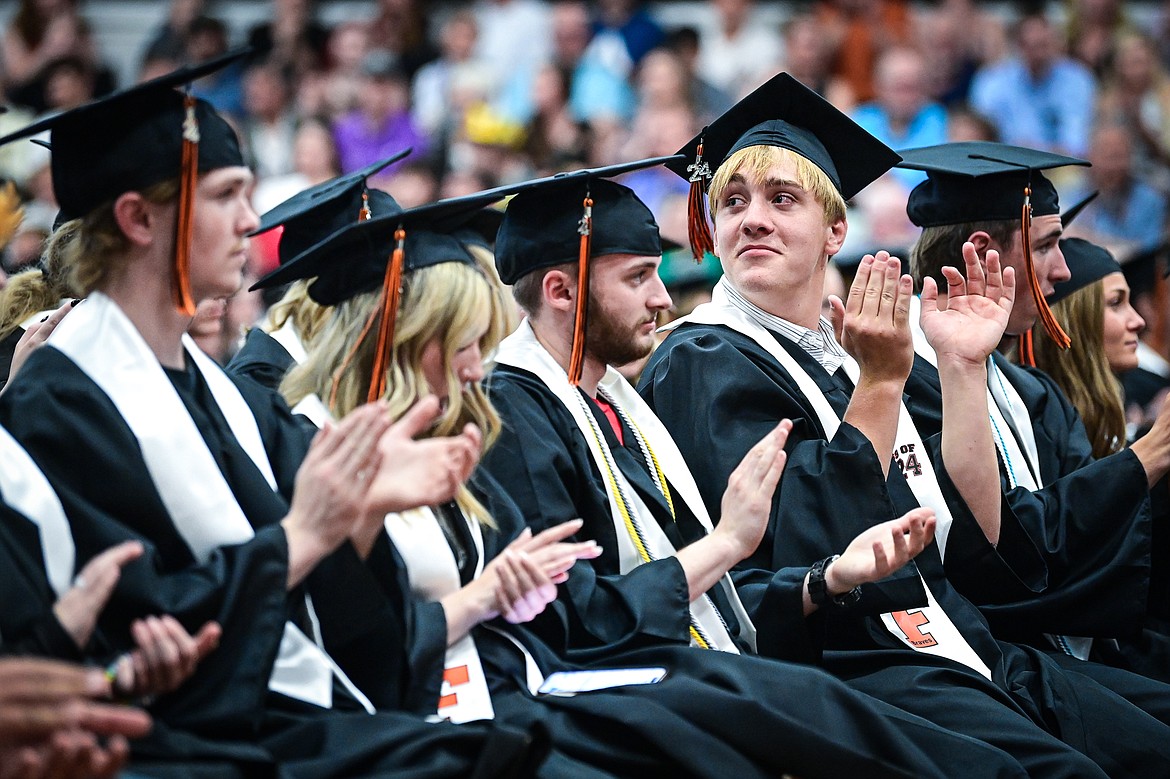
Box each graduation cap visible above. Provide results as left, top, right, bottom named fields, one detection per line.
left=494, top=156, right=678, bottom=385
left=1061, top=190, right=1098, bottom=228
left=1048, top=238, right=1122, bottom=306
left=253, top=150, right=411, bottom=266
left=0, top=50, right=250, bottom=316
left=253, top=190, right=506, bottom=403
left=899, top=142, right=1089, bottom=361
left=666, top=72, right=901, bottom=262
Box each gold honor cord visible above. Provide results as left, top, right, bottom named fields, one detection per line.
left=575, top=390, right=715, bottom=650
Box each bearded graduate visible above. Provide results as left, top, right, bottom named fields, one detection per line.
left=227, top=150, right=409, bottom=391
left=0, top=55, right=542, bottom=777
left=638, top=73, right=1170, bottom=776
left=259, top=185, right=1043, bottom=779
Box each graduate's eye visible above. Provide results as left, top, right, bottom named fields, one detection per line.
left=723, top=193, right=746, bottom=208
left=772, top=192, right=795, bottom=205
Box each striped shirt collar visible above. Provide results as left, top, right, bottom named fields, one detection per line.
left=721, top=279, right=846, bottom=374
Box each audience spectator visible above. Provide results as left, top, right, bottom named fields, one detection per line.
left=916, top=2, right=985, bottom=107
left=39, top=55, right=96, bottom=114
left=141, top=0, right=207, bottom=64
left=696, top=0, right=783, bottom=99
left=813, top=0, right=913, bottom=104
left=246, top=0, right=330, bottom=75
left=367, top=0, right=437, bottom=78
left=663, top=26, right=733, bottom=123
left=853, top=47, right=948, bottom=188
left=1067, top=124, right=1169, bottom=263
left=970, top=12, right=1097, bottom=156
left=240, top=61, right=298, bottom=179
left=1066, top=0, right=1131, bottom=76
left=4, top=0, right=82, bottom=106
left=523, top=64, right=590, bottom=171
left=412, top=12, right=491, bottom=141
left=946, top=106, right=1000, bottom=142
left=253, top=117, right=341, bottom=217
left=780, top=13, right=855, bottom=111
left=187, top=15, right=246, bottom=117
left=474, top=0, right=553, bottom=91
left=1097, top=31, right=1170, bottom=184
left=591, top=0, right=664, bottom=72
left=314, top=20, right=370, bottom=116
left=333, top=50, right=428, bottom=175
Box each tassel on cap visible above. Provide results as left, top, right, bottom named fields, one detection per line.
left=1019, top=185, right=1071, bottom=351
left=358, top=190, right=372, bottom=221
left=1018, top=328, right=1036, bottom=368
left=369, top=227, right=407, bottom=402
left=173, top=94, right=200, bottom=316
left=568, top=191, right=593, bottom=386
left=686, top=133, right=714, bottom=263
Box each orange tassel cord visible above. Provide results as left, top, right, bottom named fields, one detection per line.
left=368, top=228, right=407, bottom=402
left=686, top=138, right=714, bottom=263
left=1020, top=187, right=1070, bottom=350
left=568, top=194, right=593, bottom=386
left=173, top=94, right=199, bottom=316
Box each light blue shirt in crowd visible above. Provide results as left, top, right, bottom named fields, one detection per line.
left=970, top=57, right=1096, bottom=157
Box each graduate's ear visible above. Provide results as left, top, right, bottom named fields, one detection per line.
left=112, top=192, right=159, bottom=248
left=824, top=214, right=848, bottom=257
left=541, top=267, right=576, bottom=315
left=967, top=230, right=993, bottom=257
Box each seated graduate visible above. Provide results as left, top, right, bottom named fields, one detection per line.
left=638, top=73, right=1170, bottom=777
left=1027, top=237, right=1170, bottom=682
left=264, top=187, right=1030, bottom=779
left=898, top=144, right=1170, bottom=695
left=227, top=150, right=409, bottom=391
left=0, top=55, right=542, bottom=778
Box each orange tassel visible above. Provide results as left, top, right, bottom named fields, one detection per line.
left=1020, top=190, right=1070, bottom=350
left=568, top=195, right=593, bottom=386
left=686, top=139, right=714, bottom=263
left=358, top=191, right=372, bottom=221
left=173, top=94, right=199, bottom=316
left=1018, top=329, right=1036, bottom=367
left=368, top=228, right=407, bottom=402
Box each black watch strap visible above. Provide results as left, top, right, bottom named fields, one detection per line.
left=808, top=555, right=861, bottom=608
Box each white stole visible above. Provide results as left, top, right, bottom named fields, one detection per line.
left=494, top=319, right=753, bottom=654
left=0, top=426, right=75, bottom=598
left=668, top=278, right=992, bottom=678
left=267, top=319, right=308, bottom=365
left=298, top=396, right=541, bottom=722
left=909, top=298, right=1092, bottom=661
left=47, top=293, right=374, bottom=711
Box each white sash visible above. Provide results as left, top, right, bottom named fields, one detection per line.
left=495, top=320, right=752, bottom=654
left=909, top=298, right=1092, bottom=661
left=48, top=293, right=374, bottom=711
left=668, top=279, right=992, bottom=678
left=0, top=426, right=74, bottom=598
left=267, top=319, right=308, bottom=365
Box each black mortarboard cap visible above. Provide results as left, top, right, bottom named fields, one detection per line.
left=1061, top=191, right=1098, bottom=228
left=666, top=73, right=900, bottom=260
left=667, top=73, right=900, bottom=200
left=0, top=50, right=248, bottom=223
left=1048, top=238, right=1122, bottom=305
left=900, top=142, right=1089, bottom=358
left=900, top=142, right=1087, bottom=228
left=495, top=178, right=660, bottom=285
left=253, top=150, right=410, bottom=265
left=253, top=190, right=507, bottom=403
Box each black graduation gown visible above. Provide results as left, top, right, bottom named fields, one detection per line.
left=225, top=328, right=297, bottom=393
left=640, top=322, right=1170, bottom=778
left=905, top=352, right=1170, bottom=685
left=0, top=346, right=538, bottom=779
left=482, top=366, right=1055, bottom=778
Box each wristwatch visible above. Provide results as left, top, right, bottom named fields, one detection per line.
left=808, top=555, right=861, bottom=608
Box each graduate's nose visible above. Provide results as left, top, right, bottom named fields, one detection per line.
left=648, top=275, right=672, bottom=312
left=739, top=196, right=773, bottom=236
left=1048, top=242, right=1071, bottom=285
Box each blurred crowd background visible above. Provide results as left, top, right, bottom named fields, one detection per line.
left=0, top=0, right=1168, bottom=365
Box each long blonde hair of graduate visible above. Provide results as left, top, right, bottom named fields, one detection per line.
left=282, top=242, right=516, bottom=527
left=264, top=279, right=332, bottom=350
left=0, top=224, right=83, bottom=340
left=1030, top=281, right=1126, bottom=458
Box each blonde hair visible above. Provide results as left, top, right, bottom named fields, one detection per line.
left=283, top=243, right=516, bottom=527
left=48, top=179, right=181, bottom=297
left=0, top=227, right=83, bottom=341
left=708, top=145, right=847, bottom=225
left=1030, top=281, right=1126, bottom=458
left=264, top=279, right=332, bottom=349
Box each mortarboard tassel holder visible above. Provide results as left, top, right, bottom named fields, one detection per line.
left=686, top=135, right=714, bottom=263
left=1019, top=184, right=1071, bottom=359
